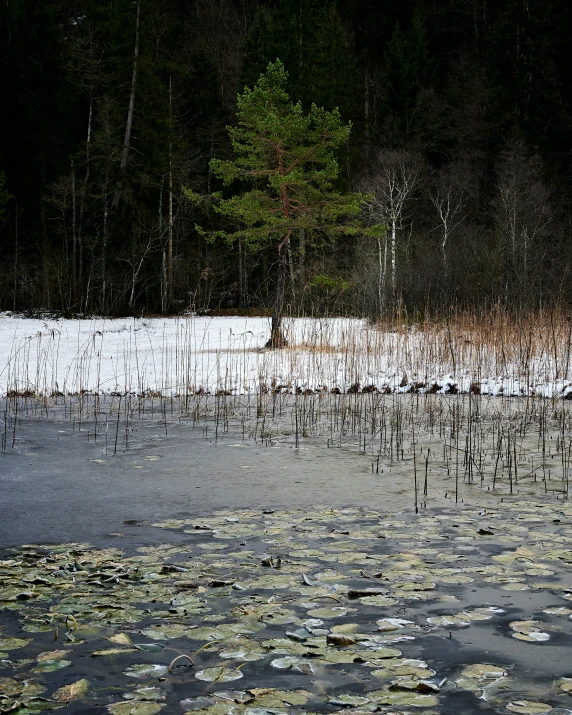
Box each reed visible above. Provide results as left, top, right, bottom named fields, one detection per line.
left=2, top=308, right=572, bottom=508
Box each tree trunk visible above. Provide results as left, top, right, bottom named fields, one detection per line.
left=41, top=158, right=50, bottom=308
left=101, top=167, right=109, bottom=314
left=267, top=249, right=288, bottom=348
left=288, top=242, right=295, bottom=308
left=168, top=76, right=174, bottom=311
left=298, top=227, right=305, bottom=286
left=159, top=179, right=167, bottom=314
left=78, top=98, right=93, bottom=309
left=71, top=159, right=77, bottom=306
left=112, top=0, right=140, bottom=209
left=238, top=236, right=243, bottom=308
left=391, top=217, right=397, bottom=298
left=377, top=236, right=383, bottom=316
left=13, top=198, right=18, bottom=312
left=364, top=66, right=370, bottom=156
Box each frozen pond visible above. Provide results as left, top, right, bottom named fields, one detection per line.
left=2, top=359, right=572, bottom=712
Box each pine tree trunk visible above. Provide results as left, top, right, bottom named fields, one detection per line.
left=298, top=228, right=305, bottom=286
left=267, top=249, right=288, bottom=348
left=238, top=237, right=243, bottom=308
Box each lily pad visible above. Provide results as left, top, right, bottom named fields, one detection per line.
left=270, top=656, right=315, bottom=673
left=123, top=687, right=165, bottom=701
left=506, top=701, right=553, bottom=714
left=52, top=679, right=89, bottom=701
left=108, top=702, right=165, bottom=715
left=306, top=607, right=348, bottom=618
left=195, top=667, right=244, bottom=682
left=0, top=636, right=31, bottom=650
left=329, top=694, right=370, bottom=706
left=33, top=658, right=72, bottom=672
left=124, top=664, right=169, bottom=679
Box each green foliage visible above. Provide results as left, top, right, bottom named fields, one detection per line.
left=310, top=274, right=352, bottom=292
left=383, top=13, right=433, bottom=135
left=240, top=1, right=360, bottom=120
left=199, top=60, right=383, bottom=252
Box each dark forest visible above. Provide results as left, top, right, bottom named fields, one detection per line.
left=1, top=0, right=571, bottom=318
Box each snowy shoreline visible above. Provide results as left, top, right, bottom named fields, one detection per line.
left=1, top=313, right=571, bottom=399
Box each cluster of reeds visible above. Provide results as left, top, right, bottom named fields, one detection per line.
left=3, top=307, right=572, bottom=508
left=2, top=307, right=572, bottom=399
left=3, top=382, right=572, bottom=512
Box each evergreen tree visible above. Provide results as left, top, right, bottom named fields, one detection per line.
left=382, top=13, right=433, bottom=142
left=186, top=60, right=383, bottom=345
left=241, top=1, right=360, bottom=121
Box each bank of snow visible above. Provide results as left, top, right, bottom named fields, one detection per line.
left=1, top=313, right=571, bottom=398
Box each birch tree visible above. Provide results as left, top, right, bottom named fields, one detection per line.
left=493, top=139, right=552, bottom=302
left=429, top=164, right=467, bottom=278
left=362, top=150, right=421, bottom=312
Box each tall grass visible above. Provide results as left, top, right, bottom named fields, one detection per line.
left=3, top=305, right=572, bottom=507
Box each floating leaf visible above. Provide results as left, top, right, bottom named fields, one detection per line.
left=376, top=618, right=413, bottom=631
left=93, top=647, right=137, bottom=656
left=329, top=694, right=370, bottom=706
left=107, top=702, right=165, bottom=715
left=109, top=633, right=133, bottom=645
left=270, top=656, right=315, bottom=673
left=0, top=676, right=25, bottom=696
left=306, top=607, right=347, bottom=618
left=124, top=664, right=169, bottom=679
left=213, top=691, right=254, bottom=704
left=123, top=687, right=165, bottom=701
left=506, top=701, right=553, bottom=714
left=509, top=621, right=550, bottom=642
left=369, top=690, right=439, bottom=707
left=179, top=697, right=218, bottom=711
left=0, top=637, right=30, bottom=650
left=33, top=658, right=72, bottom=672
left=52, top=679, right=89, bottom=702
left=195, top=667, right=244, bottom=682
left=358, top=595, right=398, bottom=607
left=37, top=650, right=68, bottom=662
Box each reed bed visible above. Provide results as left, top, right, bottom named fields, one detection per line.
left=3, top=307, right=572, bottom=504
left=3, top=384, right=572, bottom=511
left=2, top=308, right=572, bottom=399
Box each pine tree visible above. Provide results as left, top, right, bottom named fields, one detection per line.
left=186, top=60, right=383, bottom=346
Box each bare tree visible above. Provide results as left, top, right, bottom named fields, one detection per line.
left=493, top=139, right=552, bottom=303
left=429, top=163, right=467, bottom=278
left=121, top=223, right=157, bottom=310
left=361, top=150, right=422, bottom=312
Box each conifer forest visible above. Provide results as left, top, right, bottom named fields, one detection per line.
left=1, top=0, right=572, bottom=318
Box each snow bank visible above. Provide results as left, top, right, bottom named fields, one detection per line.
left=0, top=313, right=570, bottom=398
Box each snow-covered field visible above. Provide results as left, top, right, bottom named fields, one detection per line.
left=1, top=313, right=571, bottom=398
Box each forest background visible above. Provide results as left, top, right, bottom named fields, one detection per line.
left=1, top=0, right=571, bottom=320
